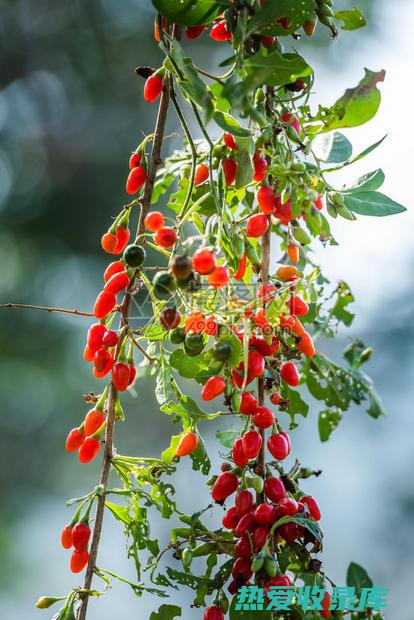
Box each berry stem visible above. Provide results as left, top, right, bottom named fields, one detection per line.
left=0, top=303, right=94, bottom=317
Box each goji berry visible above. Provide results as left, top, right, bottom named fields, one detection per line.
left=93, top=347, right=113, bottom=373
left=104, top=261, right=125, bottom=283
left=264, top=477, right=286, bottom=503
left=160, top=307, right=181, bottom=330
left=93, top=291, right=116, bottom=319
left=257, top=185, right=275, bottom=214
left=194, top=163, right=209, bottom=186
left=253, top=525, right=270, bottom=550
left=301, top=495, right=321, bottom=521
left=192, top=247, right=216, bottom=275
left=278, top=497, right=298, bottom=516
left=84, top=408, right=105, bottom=436
left=223, top=132, right=237, bottom=150
left=246, top=213, right=269, bottom=238
left=235, top=490, right=254, bottom=517
left=72, top=522, right=91, bottom=551
left=129, top=152, right=141, bottom=169
left=70, top=549, right=90, bottom=573
left=126, top=165, right=147, bottom=194
left=154, top=226, right=177, bottom=248
left=254, top=503, right=278, bottom=526
left=101, top=330, right=119, bottom=347
left=87, top=323, right=108, bottom=353
left=287, top=243, right=299, bottom=264
left=101, top=231, right=118, bottom=254
left=252, top=406, right=274, bottom=429
left=65, top=427, right=85, bottom=452
left=314, top=194, right=324, bottom=211
left=210, top=20, right=232, bottom=42
left=176, top=431, right=199, bottom=457
left=280, top=361, right=300, bottom=386
left=253, top=151, right=267, bottom=182
left=144, top=210, right=165, bottom=231
left=211, top=471, right=239, bottom=502
left=184, top=312, right=206, bottom=333
left=207, top=266, right=230, bottom=288
left=144, top=74, right=163, bottom=102
left=235, top=512, right=256, bottom=538
left=222, top=506, right=240, bottom=529
left=201, top=375, right=226, bottom=401
left=276, top=265, right=298, bottom=281
left=274, top=197, right=293, bottom=223
left=114, top=225, right=130, bottom=254
left=78, top=437, right=101, bottom=464
left=233, top=254, right=247, bottom=280
left=185, top=25, right=205, bottom=40
left=232, top=556, right=253, bottom=582
left=93, top=351, right=114, bottom=378
left=298, top=331, right=315, bottom=357
left=240, top=391, right=258, bottom=415
left=267, top=433, right=290, bottom=460
left=241, top=430, right=262, bottom=459
left=287, top=295, right=309, bottom=316
left=103, top=270, right=130, bottom=295
left=61, top=525, right=73, bottom=549
left=232, top=437, right=249, bottom=467
left=281, top=112, right=300, bottom=135
left=222, top=157, right=238, bottom=185
left=112, top=361, right=131, bottom=391
left=248, top=350, right=265, bottom=377
left=204, top=606, right=224, bottom=620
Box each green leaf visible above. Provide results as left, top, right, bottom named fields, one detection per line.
left=346, top=562, right=373, bottom=595
left=150, top=604, right=182, bottom=620
left=234, top=137, right=254, bottom=190
left=165, top=40, right=213, bottom=113
left=343, top=190, right=406, bottom=217
left=156, top=359, right=177, bottom=405
left=335, top=8, right=367, bottom=31
left=247, top=0, right=315, bottom=36
left=216, top=429, right=239, bottom=449
left=161, top=434, right=182, bottom=465
left=318, top=409, right=342, bottom=442
left=190, top=436, right=211, bottom=475
left=152, top=0, right=225, bottom=26
left=314, top=69, right=386, bottom=132
left=323, top=135, right=387, bottom=172
left=313, top=132, right=353, bottom=163
left=170, top=348, right=206, bottom=379
left=242, top=49, right=312, bottom=92
left=343, top=169, right=385, bottom=193
left=331, top=282, right=354, bottom=327
left=282, top=386, right=309, bottom=428
left=213, top=111, right=251, bottom=137
left=105, top=502, right=131, bottom=525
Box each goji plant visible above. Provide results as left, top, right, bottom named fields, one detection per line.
left=7, top=1, right=406, bottom=619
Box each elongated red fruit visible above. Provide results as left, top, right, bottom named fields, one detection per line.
left=210, top=20, right=232, bottom=42
left=280, top=361, right=300, bottom=386
left=61, top=525, right=73, bottom=549
left=93, top=291, right=116, bottom=319
left=241, top=430, right=262, bottom=459
left=65, top=427, right=85, bottom=452
left=222, top=158, right=238, bottom=186
left=144, top=74, right=163, bottom=102
left=112, top=361, right=131, bottom=391
left=126, top=165, right=147, bottom=194
left=302, top=495, right=321, bottom=521
left=267, top=433, right=290, bottom=460
left=264, top=477, right=286, bottom=503
left=70, top=549, right=90, bottom=573
left=211, top=472, right=239, bottom=502
left=176, top=431, right=199, bottom=457
left=72, top=522, right=91, bottom=551
left=257, top=185, right=275, bottom=215
left=103, top=271, right=130, bottom=295
left=246, top=213, right=269, bottom=238
left=78, top=437, right=101, bottom=463
left=201, top=376, right=226, bottom=401
left=84, top=408, right=105, bottom=436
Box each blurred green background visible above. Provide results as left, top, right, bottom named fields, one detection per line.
left=0, top=1, right=413, bottom=618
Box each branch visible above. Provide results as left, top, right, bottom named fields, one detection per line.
left=0, top=303, right=93, bottom=317
left=76, top=71, right=171, bottom=620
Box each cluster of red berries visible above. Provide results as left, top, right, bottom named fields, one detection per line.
left=61, top=520, right=91, bottom=574
left=65, top=397, right=105, bottom=464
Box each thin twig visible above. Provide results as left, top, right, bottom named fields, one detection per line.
left=0, top=303, right=93, bottom=317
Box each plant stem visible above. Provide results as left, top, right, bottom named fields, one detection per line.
left=76, top=72, right=170, bottom=620
left=0, top=303, right=93, bottom=317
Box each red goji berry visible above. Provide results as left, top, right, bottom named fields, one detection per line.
left=126, top=165, right=147, bottom=194
left=280, top=361, right=300, bottom=386
left=210, top=20, right=232, bottom=42
left=144, top=74, right=163, bottom=102
left=264, top=477, right=286, bottom=503
left=61, top=525, right=73, bottom=549
left=252, top=406, right=274, bottom=429
left=201, top=375, right=226, bottom=401
left=204, top=606, right=225, bottom=620
left=70, top=549, right=90, bottom=573
left=241, top=430, right=262, bottom=459
left=87, top=323, right=108, bottom=353
left=246, top=213, right=269, bottom=238
left=104, top=261, right=125, bottom=283
left=185, top=25, right=205, bottom=40
left=101, top=231, right=118, bottom=254
left=253, top=151, right=267, bottom=182
left=211, top=472, right=239, bottom=502
left=129, top=152, right=141, bottom=169
left=144, top=210, right=165, bottom=231
left=223, top=132, right=237, bottom=150
left=103, top=270, right=130, bottom=295
left=240, top=391, right=258, bottom=415
left=232, top=437, right=249, bottom=467
left=222, top=157, right=238, bottom=186
left=235, top=490, right=254, bottom=517
left=286, top=295, right=309, bottom=316
left=78, top=437, right=101, bottom=464
left=207, top=266, right=230, bottom=288
left=222, top=506, right=240, bottom=530
left=192, top=247, right=216, bottom=275
left=154, top=226, right=177, bottom=248
left=176, top=431, right=199, bottom=457
left=93, top=291, right=117, bottom=319
left=257, top=185, right=275, bottom=215
left=101, top=330, right=119, bottom=347
left=267, top=433, right=290, bottom=460
left=65, top=427, right=85, bottom=452
left=194, top=163, right=209, bottom=186
left=72, top=522, right=91, bottom=551
left=114, top=225, right=130, bottom=254
left=112, top=361, right=131, bottom=391
left=84, top=408, right=105, bottom=436
left=254, top=503, right=278, bottom=526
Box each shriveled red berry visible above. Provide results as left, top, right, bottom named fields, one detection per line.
left=222, top=157, right=238, bottom=186
left=93, top=351, right=114, bottom=378
left=211, top=472, right=239, bottom=502
left=84, top=408, right=105, bottom=436
left=210, top=19, right=232, bottom=42
left=280, top=361, right=300, bottom=386
left=194, top=163, right=209, bottom=186
left=144, top=74, right=163, bottom=102
left=78, top=437, right=101, bottom=464
left=126, top=165, right=147, bottom=194
left=144, top=210, right=165, bottom=231
left=154, top=227, right=177, bottom=248
left=65, top=427, right=85, bottom=452
left=61, top=525, right=73, bottom=549
left=93, top=291, right=117, bottom=319
left=257, top=185, right=275, bottom=215
left=72, top=522, right=91, bottom=551
left=246, top=213, right=269, bottom=238
left=70, top=549, right=90, bottom=573
left=201, top=375, right=226, bottom=401
left=112, top=361, right=131, bottom=391
left=207, top=266, right=230, bottom=288
left=232, top=556, right=253, bottom=582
